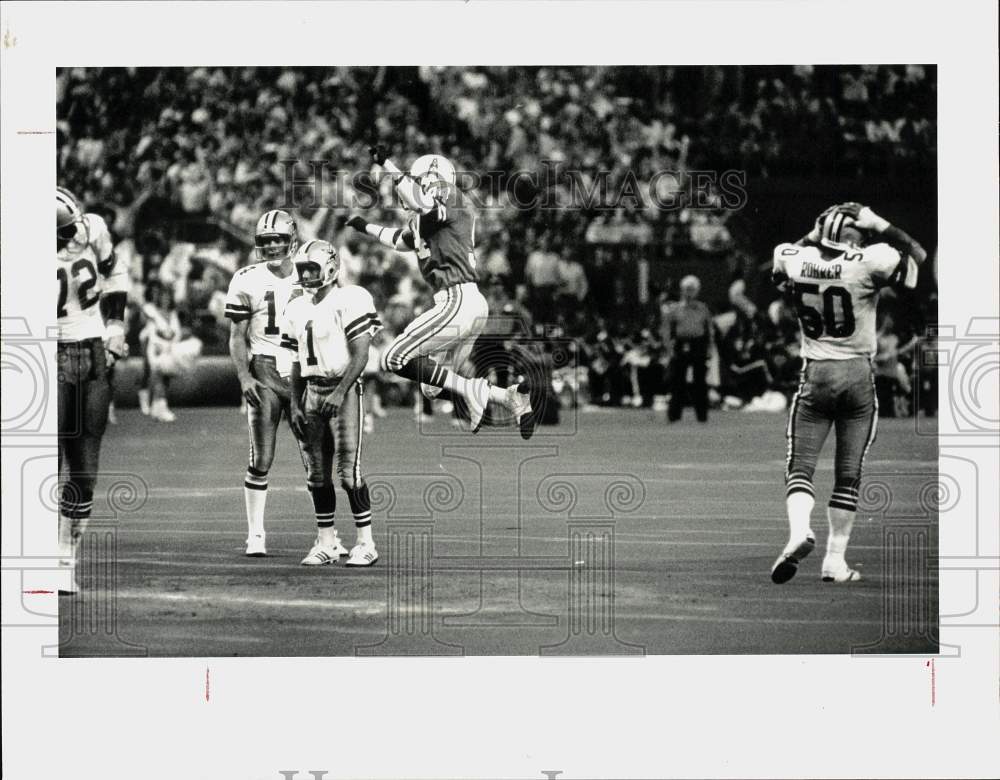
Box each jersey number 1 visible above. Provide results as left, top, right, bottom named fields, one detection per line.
left=793, top=283, right=855, bottom=339
left=263, top=290, right=280, bottom=335
left=304, top=320, right=318, bottom=366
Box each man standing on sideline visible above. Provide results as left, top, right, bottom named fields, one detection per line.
left=664, top=275, right=713, bottom=422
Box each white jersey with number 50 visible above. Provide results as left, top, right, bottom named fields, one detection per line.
left=772, top=241, right=917, bottom=360
left=224, top=263, right=300, bottom=376
left=56, top=214, right=128, bottom=342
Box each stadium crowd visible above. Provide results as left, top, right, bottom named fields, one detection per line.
left=57, top=65, right=937, bottom=418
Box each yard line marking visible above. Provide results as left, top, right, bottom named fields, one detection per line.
left=116, top=590, right=385, bottom=613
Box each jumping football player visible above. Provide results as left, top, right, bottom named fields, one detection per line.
left=56, top=187, right=129, bottom=594
left=346, top=145, right=536, bottom=438
left=282, top=240, right=382, bottom=566
left=225, top=210, right=311, bottom=557
left=770, top=202, right=926, bottom=583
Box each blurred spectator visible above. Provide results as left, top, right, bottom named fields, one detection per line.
left=524, top=234, right=561, bottom=323
left=57, top=65, right=935, bottom=414
left=140, top=282, right=203, bottom=422
left=664, top=275, right=712, bottom=422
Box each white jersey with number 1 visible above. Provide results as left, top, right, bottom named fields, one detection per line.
left=281, top=286, right=382, bottom=380
left=772, top=241, right=917, bottom=361
left=224, top=263, right=300, bottom=376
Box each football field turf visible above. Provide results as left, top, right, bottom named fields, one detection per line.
left=59, top=405, right=939, bottom=657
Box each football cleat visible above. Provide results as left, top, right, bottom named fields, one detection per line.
left=345, top=542, right=379, bottom=567
left=468, top=377, right=491, bottom=434
left=245, top=534, right=267, bottom=557
left=821, top=559, right=862, bottom=583
left=57, top=557, right=79, bottom=595
left=420, top=382, right=443, bottom=400
left=770, top=535, right=816, bottom=584
left=508, top=381, right=537, bottom=440
left=300, top=536, right=348, bottom=566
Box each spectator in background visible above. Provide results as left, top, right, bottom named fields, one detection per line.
left=524, top=234, right=560, bottom=323
left=555, top=249, right=589, bottom=319
left=664, top=275, right=712, bottom=422
left=140, top=282, right=202, bottom=422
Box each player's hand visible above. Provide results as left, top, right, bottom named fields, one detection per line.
left=346, top=215, right=368, bottom=233
left=240, top=378, right=267, bottom=408
left=853, top=205, right=890, bottom=232
left=103, top=335, right=128, bottom=367
left=368, top=144, right=388, bottom=166
left=290, top=406, right=307, bottom=440
left=320, top=388, right=346, bottom=417
left=834, top=201, right=863, bottom=219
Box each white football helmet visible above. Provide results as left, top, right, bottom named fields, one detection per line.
left=811, top=205, right=863, bottom=252
left=409, top=154, right=456, bottom=201
left=294, top=239, right=340, bottom=290
left=254, top=209, right=299, bottom=263
left=56, top=186, right=88, bottom=251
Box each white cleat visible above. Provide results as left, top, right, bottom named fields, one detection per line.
left=468, top=377, right=491, bottom=433
left=300, top=536, right=348, bottom=566
left=345, top=541, right=379, bottom=567
left=245, top=534, right=267, bottom=557
left=770, top=535, right=816, bottom=584
left=420, top=382, right=443, bottom=400
left=821, top=559, right=863, bottom=583
left=58, top=558, right=79, bottom=595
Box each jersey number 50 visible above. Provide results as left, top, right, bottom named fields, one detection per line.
left=792, top=282, right=855, bottom=339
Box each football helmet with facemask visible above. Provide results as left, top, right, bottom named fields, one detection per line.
left=57, top=187, right=89, bottom=251
left=809, top=204, right=864, bottom=252
left=294, top=240, right=340, bottom=291
left=254, top=210, right=299, bottom=263
left=408, top=154, right=456, bottom=202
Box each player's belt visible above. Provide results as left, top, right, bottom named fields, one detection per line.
left=306, top=376, right=340, bottom=388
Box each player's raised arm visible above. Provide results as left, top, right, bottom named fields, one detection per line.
left=843, top=203, right=928, bottom=266
left=369, top=144, right=436, bottom=214
left=346, top=214, right=416, bottom=251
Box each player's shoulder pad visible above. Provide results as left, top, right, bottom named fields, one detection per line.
left=773, top=242, right=807, bottom=259
left=341, top=283, right=376, bottom=309
left=862, top=241, right=902, bottom=265
left=84, top=213, right=110, bottom=242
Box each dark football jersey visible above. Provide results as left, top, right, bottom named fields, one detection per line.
left=406, top=186, right=479, bottom=291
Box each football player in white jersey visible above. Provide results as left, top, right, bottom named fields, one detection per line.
left=770, top=202, right=926, bottom=584
left=282, top=240, right=382, bottom=567
left=56, top=187, right=129, bottom=594
left=225, top=210, right=311, bottom=557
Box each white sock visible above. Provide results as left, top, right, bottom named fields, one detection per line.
left=785, top=491, right=815, bottom=542
left=356, top=524, right=373, bottom=545
left=826, top=506, right=855, bottom=563
left=58, top=513, right=74, bottom=556
left=244, top=482, right=267, bottom=537
left=318, top=524, right=338, bottom=546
